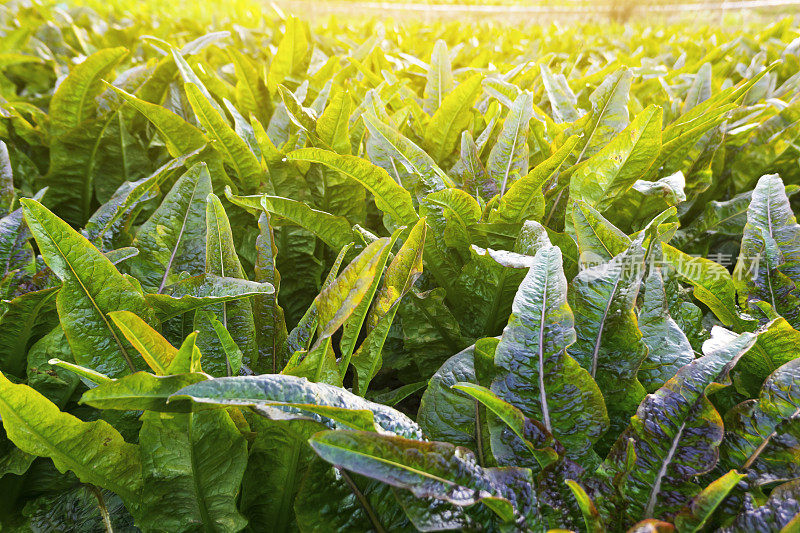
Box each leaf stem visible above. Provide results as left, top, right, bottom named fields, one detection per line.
left=339, top=467, right=387, bottom=533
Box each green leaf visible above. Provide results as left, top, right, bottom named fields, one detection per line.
left=316, top=87, right=351, bottom=155
left=287, top=147, right=418, bottom=227
left=673, top=470, right=745, bottom=533
left=185, top=82, right=262, bottom=192
left=732, top=317, right=800, bottom=397
left=225, top=189, right=355, bottom=250
left=571, top=200, right=630, bottom=263
left=453, top=382, right=560, bottom=468
left=720, top=354, right=800, bottom=486
left=569, top=68, right=632, bottom=163
left=170, top=373, right=422, bottom=438
left=731, top=99, right=800, bottom=191
left=48, top=47, right=127, bottom=137
left=662, top=243, right=745, bottom=329
left=106, top=83, right=207, bottom=158
left=194, top=309, right=244, bottom=377
left=638, top=264, right=695, bottom=392
left=351, top=218, right=426, bottom=394
left=267, top=16, right=311, bottom=93
left=734, top=174, right=800, bottom=328
left=423, top=40, right=454, bottom=114
left=0, top=286, right=56, bottom=378
left=490, top=234, right=608, bottom=462
left=83, top=151, right=198, bottom=250
left=362, top=111, right=452, bottom=195
left=204, top=193, right=258, bottom=371
left=146, top=274, right=274, bottom=320
left=569, top=105, right=662, bottom=214
left=540, top=64, right=578, bottom=123
left=565, top=479, right=605, bottom=533
left=228, top=47, right=272, bottom=127
left=315, top=237, right=392, bottom=346
left=79, top=371, right=207, bottom=412
left=417, top=345, right=487, bottom=455
left=137, top=408, right=248, bottom=532
left=128, top=162, right=211, bottom=293
left=21, top=198, right=153, bottom=377
left=108, top=310, right=176, bottom=375
left=491, top=135, right=579, bottom=225
left=420, top=187, right=480, bottom=253
left=486, top=90, right=534, bottom=196
left=599, top=328, right=758, bottom=525
left=0, top=371, right=142, bottom=508
left=254, top=212, right=289, bottom=374
left=0, top=141, right=15, bottom=216
left=308, top=430, right=535, bottom=524
left=424, top=74, right=482, bottom=163
left=723, top=478, right=800, bottom=532
left=569, top=235, right=649, bottom=443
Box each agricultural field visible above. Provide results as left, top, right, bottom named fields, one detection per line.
left=0, top=0, right=799, bottom=531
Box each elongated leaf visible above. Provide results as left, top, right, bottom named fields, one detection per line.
left=309, top=429, right=531, bottom=524
left=734, top=174, right=800, bottom=327
left=226, top=189, right=354, bottom=250
left=638, top=264, right=695, bottom=392
left=424, top=74, right=482, bottom=162
left=572, top=200, right=630, bottom=263
left=83, top=151, right=198, bottom=250
left=454, top=382, right=560, bottom=468
left=108, top=310, right=176, bottom=375
left=0, top=141, right=14, bottom=216
left=129, top=162, right=211, bottom=293
left=49, top=47, right=127, bottom=137
left=0, top=286, right=57, bottom=377
left=79, top=371, right=207, bottom=412
left=316, top=87, right=351, bottom=155
left=21, top=198, right=152, bottom=377
left=570, top=105, right=662, bottom=214
left=107, top=83, right=207, bottom=158
left=599, top=328, right=758, bottom=525
left=486, top=91, right=534, bottom=196
left=137, top=408, right=248, bottom=532
left=733, top=317, right=800, bottom=397
left=540, top=64, right=578, bottom=123
left=254, top=212, right=288, bottom=374
left=570, top=236, right=649, bottom=442
left=204, top=193, right=258, bottom=371
left=571, top=68, right=632, bottom=163
left=351, top=218, right=426, bottom=394
left=267, top=16, right=310, bottom=93
left=673, top=470, right=744, bottom=533
left=363, top=111, right=451, bottom=195
left=146, top=274, right=274, bottom=319
left=417, top=345, right=488, bottom=455
left=722, top=478, right=800, bottom=533
left=492, top=135, right=578, bottom=225
left=185, top=82, right=262, bottom=192
left=423, top=40, right=454, bottom=114
left=170, top=374, right=422, bottom=438
left=490, top=234, right=608, bottom=462
left=566, top=479, right=606, bottom=533
left=229, top=47, right=272, bottom=126
left=0, top=372, right=142, bottom=507
left=287, top=148, right=418, bottom=227
left=194, top=309, right=244, bottom=377
left=662, top=243, right=745, bottom=329
left=720, top=355, right=800, bottom=486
